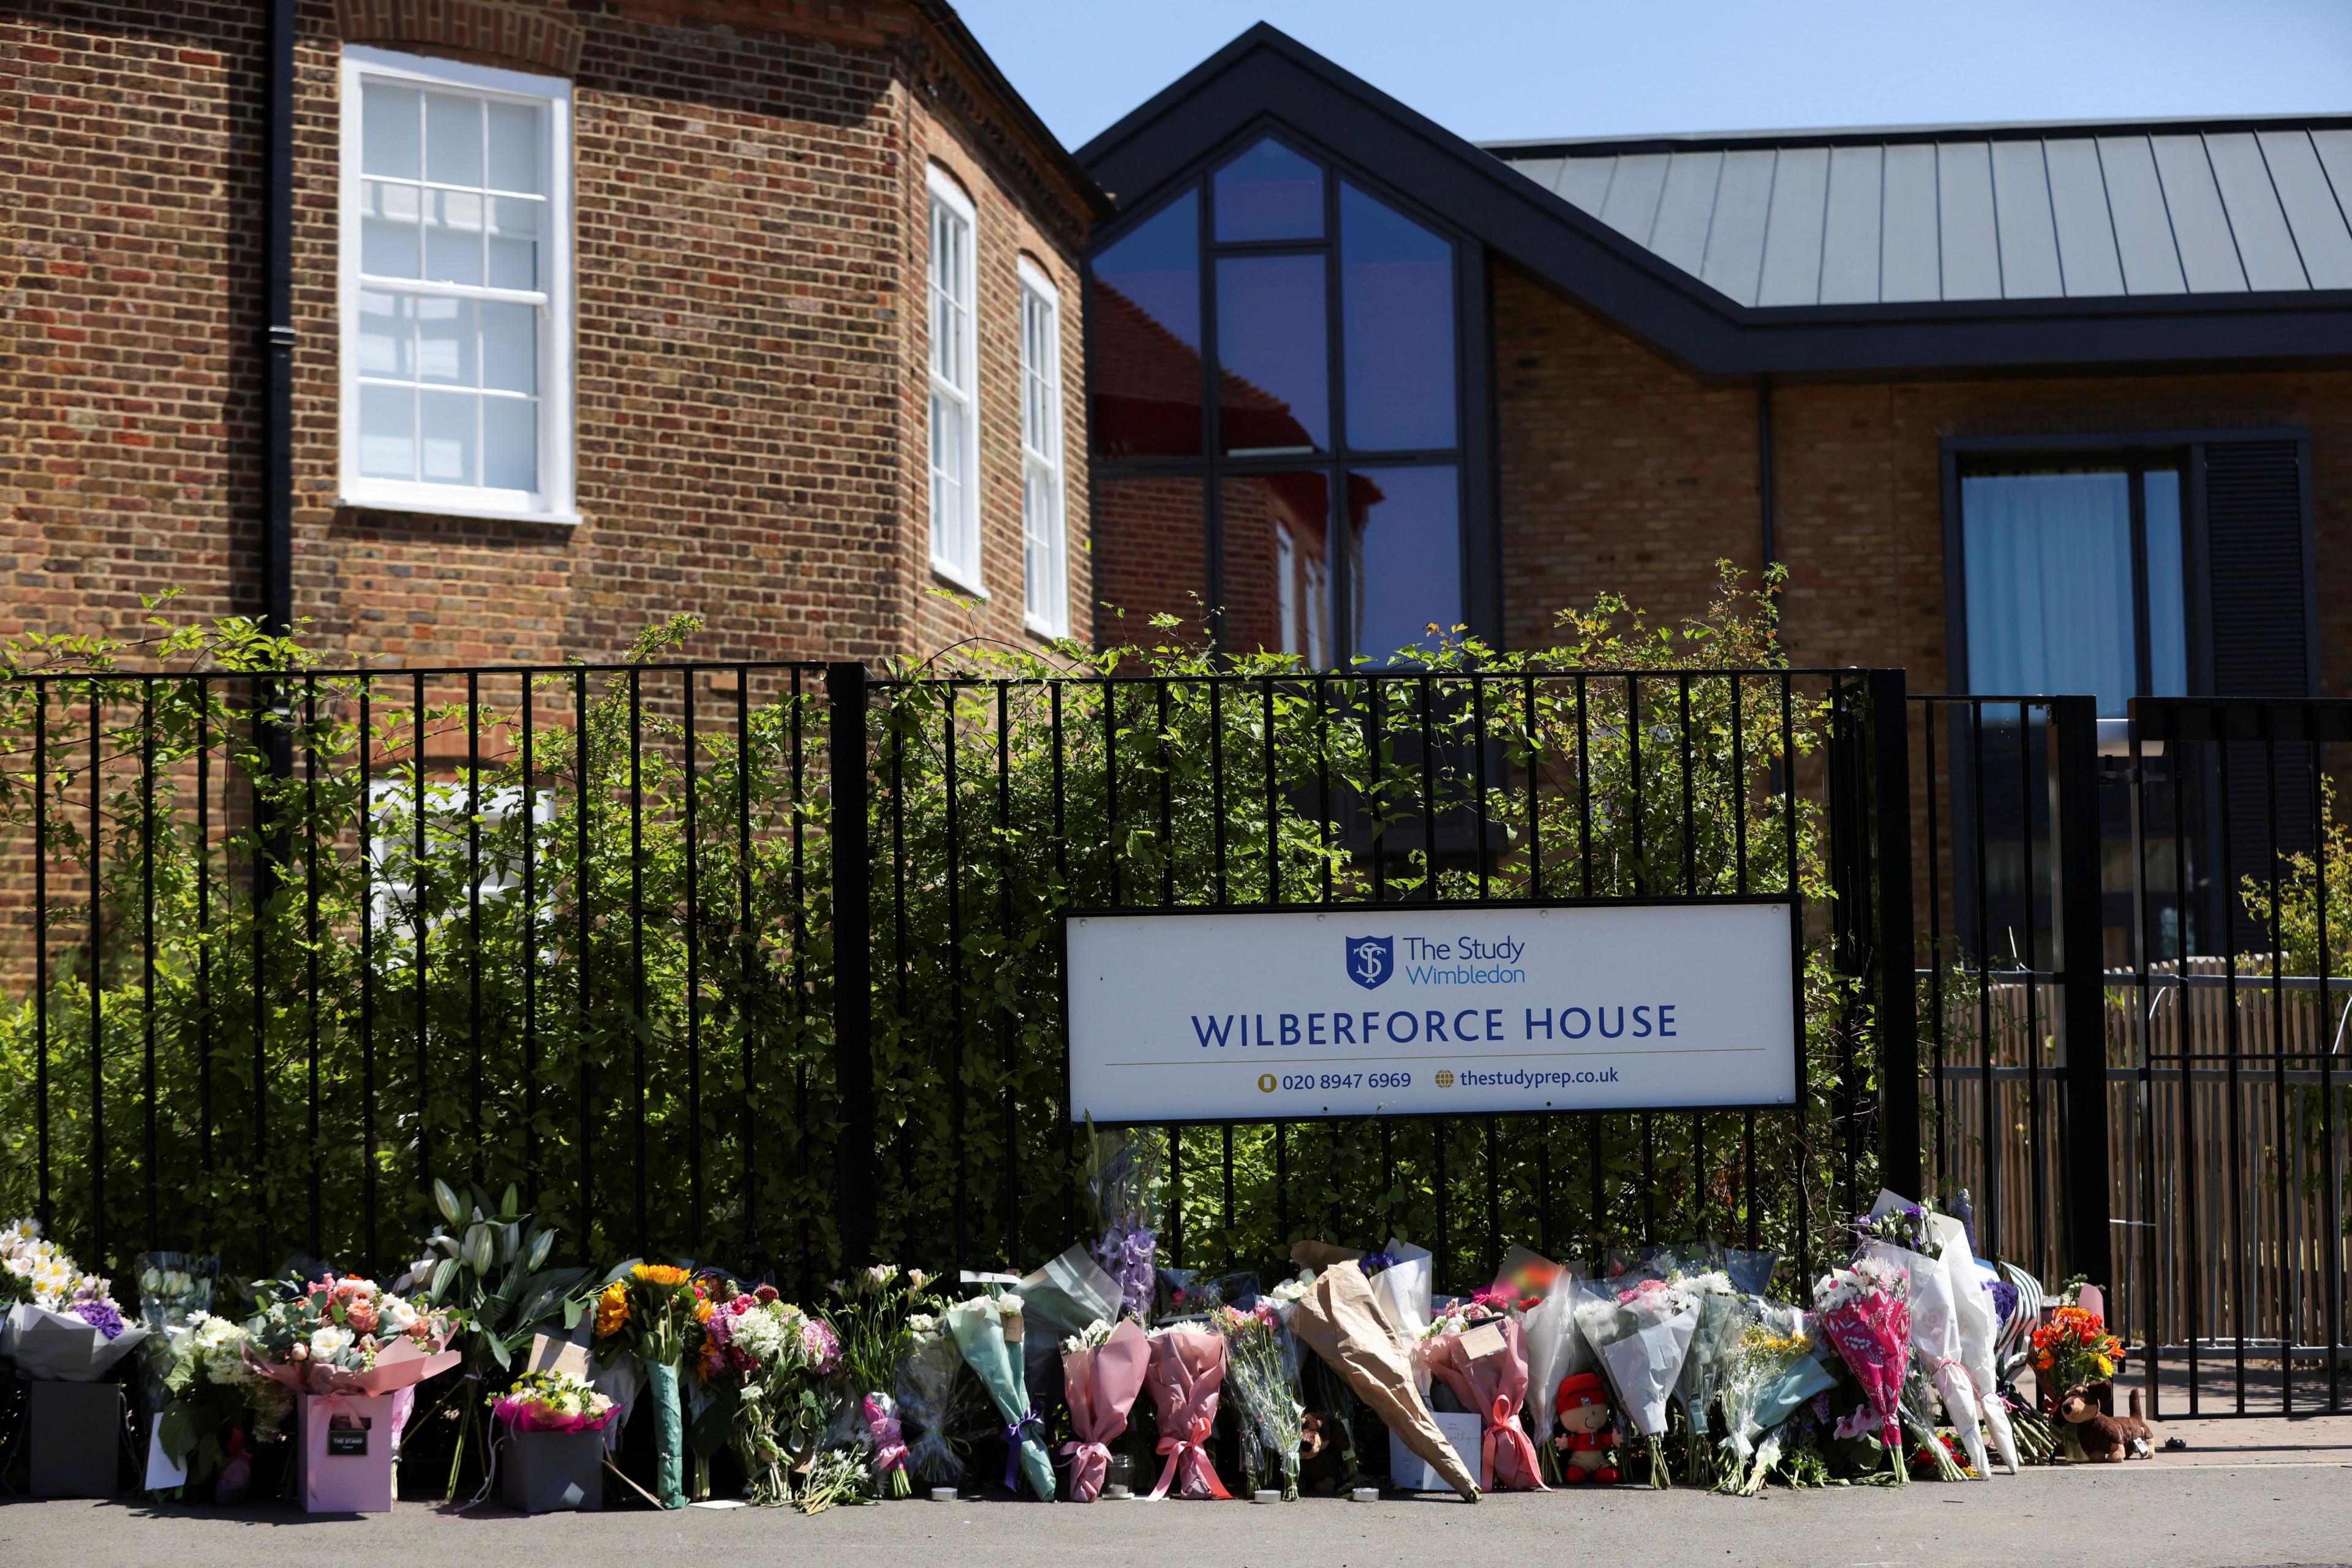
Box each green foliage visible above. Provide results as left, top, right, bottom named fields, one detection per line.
left=2, top=565, right=1881, bottom=1294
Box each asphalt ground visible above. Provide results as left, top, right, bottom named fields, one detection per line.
left=4, top=1457, right=2350, bottom=1568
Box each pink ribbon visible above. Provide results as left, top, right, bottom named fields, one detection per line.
left=1149, top=1422, right=1232, bottom=1501
left=862, top=1395, right=908, bottom=1479
left=1060, top=1439, right=1111, bottom=1500
left=1482, top=1394, right=1548, bottom=1492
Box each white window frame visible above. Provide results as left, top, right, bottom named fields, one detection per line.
left=338, top=45, right=577, bottom=525
left=927, top=167, right=984, bottom=592
left=1017, top=259, right=1068, bottom=636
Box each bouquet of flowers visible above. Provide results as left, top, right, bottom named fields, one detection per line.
left=1859, top=1194, right=1986, bottom=1478
left=1423, top=1296, right=1547, bottom=1492
left=1716, top=1304, right=1834, bottom=1493
left=134, top=1253, right=221, bottom=1490
left=1494, top=1250, right=1589, bottom=1474
left=897, top=1309, right=984, bottom=1488
left=2030, top=1303, right=2125, bottom=1396
left=1668, top=1266, right=1751, bottom=1488
left=0, top=1216, right=149, bottom=1379
left=241, top=1272, right=460, bottom=1488
left=493, top=1368, right=619, bottom=1433
left=1572, top=1272, right=1698, bottom=1487
left=1017, top=1244, right=1122, bottom=1438
left=1284, top=1254, right=1476, bottom=1500
left=946, top=1291, right=1055, bottom=1501
left=149, top=1308, right=285, bottom=1498
left=587, top=1262, right=701, bottom=1507
left=1213, top=1302, right=1305, bottom=1498
left=1061, top=1316, right=1150, bottom=1501
left=1811, top=1257, right=1912, bottom=1483
left=1086, top=1123, right=1164, bottom=1321
left=1927, top=1210, right=2019, bottom=1472
left=826, top=1263, right=941, bottom=1497
left=1143, top=1322, right=1232, bottom=1499
left=699, top=1285, right=837, bottom=1504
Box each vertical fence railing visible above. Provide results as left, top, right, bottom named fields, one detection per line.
left=3, top=660, right=1905, bottom=1305
left=2125, top=698, right=2350, bottom=1418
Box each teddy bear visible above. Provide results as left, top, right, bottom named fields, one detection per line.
left=1551, top=1371, right=1620, bottom=1483
left=1298, top=1409, right=1352, bottom=1494
left=2058, top=1381, right=2154, bottom=1463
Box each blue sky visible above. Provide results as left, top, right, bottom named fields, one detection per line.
left=954, top=0, right=2352, bottom=153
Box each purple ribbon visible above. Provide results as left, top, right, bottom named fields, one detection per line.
left=1001, top=1408, right=1044, bottom=1492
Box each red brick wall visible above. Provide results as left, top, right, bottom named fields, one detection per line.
left=1, top=0, right=1093, bottom=669
left=1493, top=262, right=2352, bottom=696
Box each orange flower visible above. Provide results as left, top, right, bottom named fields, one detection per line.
left=594, top=1281, right=631, bottom=1338
left=695, top=1298, right=715, bottom=1324
left=633, top=1263, right=691, bottom=1287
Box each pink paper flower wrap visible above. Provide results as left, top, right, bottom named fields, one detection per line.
left=1060, top=1320, right=1150, bottom=1502
left=1144, top=1329, right=1232, bottom=1500
left=1817, top=1289, right=1910, bottom=1455
left=1425, top=1317, right=1548, bottom=1491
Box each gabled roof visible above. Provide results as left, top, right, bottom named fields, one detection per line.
left=1080, top=25, right=2352, bottom=379
left=1487, top=120, right=2352, bottom=309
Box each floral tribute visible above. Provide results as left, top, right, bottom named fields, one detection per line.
left=494, top=1369, right=619, bottom=1434
left=2030, top=1305, right=2125, bottom=1395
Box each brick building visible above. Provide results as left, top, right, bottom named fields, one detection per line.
left=1080, top=26, right=2352, bottom=715
left=2, top=0, right=1104, bottom=665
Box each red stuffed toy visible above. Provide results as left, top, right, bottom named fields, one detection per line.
left=1551, top=1371, right=1619, bottom=1484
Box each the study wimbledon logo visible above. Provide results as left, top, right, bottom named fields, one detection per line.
left=1344, top=935, right=1393, bottom=990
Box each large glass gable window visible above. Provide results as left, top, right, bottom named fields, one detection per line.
left=1090, top=135, right=1471, bottom=663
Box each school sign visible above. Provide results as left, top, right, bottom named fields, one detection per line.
left=1063, top=902, right=1799, bottom=1124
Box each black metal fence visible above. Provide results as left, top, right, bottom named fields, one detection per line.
left=1914, top=692, right=2350, bottom=1418
left=0, top=659, right=1910, bottom=1302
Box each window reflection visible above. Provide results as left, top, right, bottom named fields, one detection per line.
left=1091, top=195, right=1202, bottom=458
left=1093, top=476, right=1210, bottom=647
left=1216, top=254, right=1328, bottom=454
left=1351, top=465, right=1460, bottom=662
left=1214, top=138, right=1324, bottom=241
left=1342, top=183, right=1455, bottom=451
left=2145, top=469, right=2185, bottom=696
left=1219, top=473, right=1330, bottom=663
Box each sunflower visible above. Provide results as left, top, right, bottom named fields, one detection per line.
left=594, top=1280, right=631, bottom=1338
left=633, top=1263, right=692, bottom=1287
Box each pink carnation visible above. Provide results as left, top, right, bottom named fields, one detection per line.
left=800, top=1316, right=841, bottom=1376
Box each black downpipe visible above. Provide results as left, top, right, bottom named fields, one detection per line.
left=1757, top=378, right=1776, bottom=574
left=262, top=0, right=296, bottom=638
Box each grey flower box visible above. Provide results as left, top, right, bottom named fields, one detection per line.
left=502, top=1428, right=605, bottom=1513
left=28, top=1379, right=125, bottom=1498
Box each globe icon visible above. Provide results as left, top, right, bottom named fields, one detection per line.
left=1434, top=1069, right=1455, bottom=1088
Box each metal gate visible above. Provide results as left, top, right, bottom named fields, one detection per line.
left=1913, top=691, right=2350, bottom=1418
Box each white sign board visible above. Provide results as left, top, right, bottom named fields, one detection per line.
left=1065, top=902, right=1796, bottom=1124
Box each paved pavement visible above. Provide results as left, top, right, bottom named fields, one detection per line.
left=6, top=1460, right=2350, bottom=1568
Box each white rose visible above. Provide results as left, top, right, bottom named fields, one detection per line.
left=310, top=1325, right=355, bottom=1358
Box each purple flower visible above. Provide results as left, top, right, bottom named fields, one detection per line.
left=1987, top=1278, right=2020, bottom=1327
left=71, top=1299, right=126, bottom=1340
left=1092, top=1223, right=1156, bottom=1317
left=1360, top=1252, right=1397, bottom=1278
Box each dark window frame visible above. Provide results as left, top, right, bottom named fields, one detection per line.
left=1939, top=426, right=2316, bottom=704
left=1084, top=114, right=1499, bottom=657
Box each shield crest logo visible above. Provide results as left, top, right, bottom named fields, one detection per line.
left=1344, top=935, right=1394, bottom=990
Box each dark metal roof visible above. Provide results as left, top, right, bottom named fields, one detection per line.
left=1485, top=121, right=2352, bottom=308
left=1080, top=25, right=2352, bottom=379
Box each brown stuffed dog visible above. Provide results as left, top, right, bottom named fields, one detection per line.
left=1298, top=1411, right=1351, bottom=1494
left=2059, top=1381, right=2154, bottom=1462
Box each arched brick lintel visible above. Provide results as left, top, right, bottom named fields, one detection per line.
left=334, top=1, right=585, bottom=78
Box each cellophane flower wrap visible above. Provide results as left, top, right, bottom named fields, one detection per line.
left=1499, top=1250, right=1588, bottom=1466
left=896, top=1311, right=980, bottom=1488
left=1061, top=1316, right=1150, bottom=1502
left=494, top=1368, right=619, bottom=1433
left=587, top=1262, right=702, bottom=1508
left=1572, top=1272, right=1698, bottom=1488
left=1085, top=1124, right=1164, bottom=1321
left=1715, top=1302, right=1834, bottom=1494
left=1860, top=1195, right=1987, bottom=1478
left=1016, top=1245, right=1122, bottom=1443
left=946, top=1292, right=1054, bottom=1501
left=1422, top=1296, right=1547, bottom=1492
left=1812, top=1256, right=1912, bottom=1483
left=1212, top=1303, right=1303, bottom=1499
left=1667, top=1265, right=1751, bottom=1486
left=1926, top=1210, right=2017, bottom=1472
left=826, top=1264, right=941, bottom=1498
left=2030, top=1303, right=2125, bottom=1395
left=0, top=1217, right=151, bottom=1380
left=1143, top=1323, right=1232, bottom=1499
